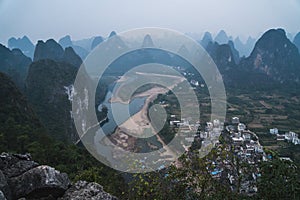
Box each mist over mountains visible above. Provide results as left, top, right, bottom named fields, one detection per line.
left=1, top=28, right=300, bottom=143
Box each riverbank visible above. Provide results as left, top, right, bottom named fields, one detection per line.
left=109, top=72, right=185, bottom=160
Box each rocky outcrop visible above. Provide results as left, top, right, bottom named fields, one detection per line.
left=9, top=165, right=70, bottom=199
left=59, top=181, right=117, bottom=200
left=0, top=153, right=117, bottom=200
left=0, top=170, right=9, bottom=199
left=0, top=153, right=38, bottom=179
left=0, top=153, right=69, bottom=200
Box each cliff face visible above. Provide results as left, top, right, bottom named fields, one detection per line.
left=0, top=44, right=32, bottom=90
left=0, top=153, right=117, bottom=200
left=25, top=40, right=83, bottom=143
left=241, top=29, right=300, bottom=83
left=25, top=59, right=78, bottom=142
left=33, top=39, right=82, bottom=68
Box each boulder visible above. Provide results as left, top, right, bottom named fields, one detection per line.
left=9, top=165, right=70, bottom=199
left=0, top=153, right=38, bottom=178
left=59, top=181, right=118, bottom=200
left=0, top=170, right=10, bottom=199
left=0, top=190, right=7, bottom=200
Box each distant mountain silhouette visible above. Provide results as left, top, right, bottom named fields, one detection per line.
left=8, top=36, right=34, bottom=59
left=34, top=39, right=82, bottom=67
left=233, top=36, right=256, bottom=57
left=58, top=35, right=89, bottom=59
left=91, top=36, right=104, bottom=50
left=200, top=32, right=213, bottom=48
left=109, top=31, right=117, bottom=38
left=214, top=30, right=229, bottom=44
left=0, top=44, right=32, bottom=90
left=72, top=37, right=94, bottom=51
left=59, top=35, right=73, bottom=48
left=293, top=32, right=300, bottom=54
left=142, top=34, right=154, bottom=48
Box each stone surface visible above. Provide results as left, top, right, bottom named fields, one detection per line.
left=9, top=165, right=70, bottom=199
left=0, top=190, right=7, bottom=200
left=0, top=153, right=38, bottom=178
left=59, top=181, right=118, bottom=200
left=0, top=170, right=10, bottom=199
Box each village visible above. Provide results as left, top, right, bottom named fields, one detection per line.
left=169, top=116, right=274, bottom=195
left=270, top=127, right=300, bottom=145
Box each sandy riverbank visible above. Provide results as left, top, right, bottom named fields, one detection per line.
left=109, top=72, right=185, bottom=159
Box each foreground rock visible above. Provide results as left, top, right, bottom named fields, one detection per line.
left=59, top=181, right=118, bottom=200
left=0, top=153, right=38, bottom=178
left=9, top=165, right=70, bottom=199
left=0, top=190, right=7, bottom=200
left=0, top=153, right=117, bottom=200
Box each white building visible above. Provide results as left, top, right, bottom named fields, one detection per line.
left=213, top=119, right=220, bottom=127
left=206, top=122, right=214, bottom=131
left=243, top=133, right=251, bottom=141
left=285, top=131, right=300, bottom=145
left=270, top=128, right=278, bottom=134
left=232, top=117, right=240, bottom=124
left=232, top=137, right=244, bottom=144
left=190, top=79, right=199, bottom=86
left=238, top=123, right=246, bottom=132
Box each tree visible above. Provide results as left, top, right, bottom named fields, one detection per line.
left=258, top=158, right=300, bottom=199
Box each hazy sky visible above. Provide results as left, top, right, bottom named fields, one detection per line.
left=0, top=0, right=300, bottom=44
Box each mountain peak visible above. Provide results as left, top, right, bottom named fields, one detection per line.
left=142, top=34, right=154, bottom=48
left=201, top=32, right=213, bottom=48
left=7, top=36, right=34, bottom=58
left=33, top=39, right=82, bottom=67
left=215, top=30, right=229, bottom=44
left=59, top=35, right=73, bottom=48
left=91, top=36, right=104, bottom=50
left=109, top=31, right=117, bottom=38
left=244, top=28, right=300, bottom=83
left=34, top=39, right=64, bottom=62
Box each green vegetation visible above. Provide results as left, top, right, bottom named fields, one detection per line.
left=1, top=68, right=300, bottom=199
left=258, top=156, right=300, bottom=199
left=0, top=72, right=127, bottom=197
